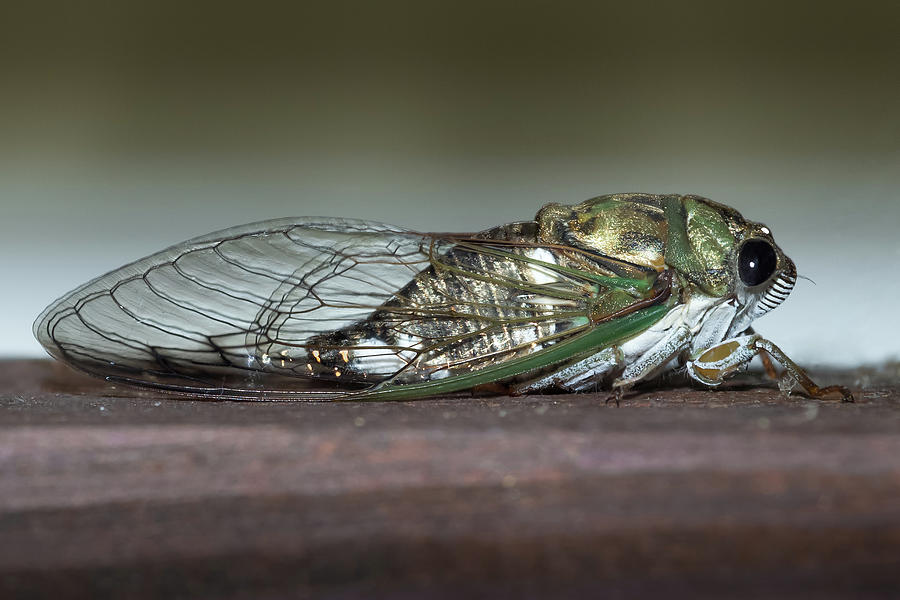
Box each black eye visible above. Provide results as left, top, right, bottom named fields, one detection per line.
left=738, top=240, right=777, bottom=287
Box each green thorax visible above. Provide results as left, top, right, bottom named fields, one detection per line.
left=536, top=193, right=743, bottom=297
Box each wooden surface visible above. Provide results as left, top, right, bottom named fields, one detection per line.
left=1, top=359, right=899, bottom=599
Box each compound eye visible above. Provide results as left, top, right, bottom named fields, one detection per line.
left=738, top=240, right=777, bottom=287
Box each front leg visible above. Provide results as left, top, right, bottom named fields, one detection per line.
left=686, top=334, right=854, bottom=402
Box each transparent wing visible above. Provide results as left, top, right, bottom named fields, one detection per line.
left=34, top=217, right=658, bottom=399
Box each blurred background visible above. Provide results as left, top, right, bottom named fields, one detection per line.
left=2, top=0, right=898, bottom=365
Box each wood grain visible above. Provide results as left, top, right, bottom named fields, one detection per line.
left=2, top=359, right=899, bottom=599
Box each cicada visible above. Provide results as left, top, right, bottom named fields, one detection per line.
left=34, top=193, right=853, bottom=402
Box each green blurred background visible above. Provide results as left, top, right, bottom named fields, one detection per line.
left=2, top=1, right=898, bottom=365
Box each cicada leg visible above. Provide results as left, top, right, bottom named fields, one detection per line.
left=745, top=327, right=779, bottom=379
left=513, top=321, right=690, bottom=397
left=598, top=324, right=694, bottom=405
left=612, top=324, right=693, bottom=390
left=686, top=334, right=854, bottom=402
left=511, top=346, right=623, bottom=395
left=759, top=350, right=779, bottom=380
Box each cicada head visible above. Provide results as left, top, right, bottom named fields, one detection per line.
left=726, top=221, right=798, bottom=336
left=678, top=195, right=798, bottom=333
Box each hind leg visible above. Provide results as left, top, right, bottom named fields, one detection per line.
left=511, top=346, right=623, bottom=394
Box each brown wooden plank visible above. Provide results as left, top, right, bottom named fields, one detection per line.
left=1, top=359, right=899, bottom=598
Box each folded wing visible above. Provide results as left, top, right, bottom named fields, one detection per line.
left=34, top=217, right=658, bottom=399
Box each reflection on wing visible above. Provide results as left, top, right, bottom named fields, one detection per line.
left=34, top=217, right=657, bottom=399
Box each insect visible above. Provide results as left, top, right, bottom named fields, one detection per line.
left=34, top=193, right=853, bottom=402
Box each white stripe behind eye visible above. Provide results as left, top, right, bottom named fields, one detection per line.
left=758, top=275, right=795, bottom=313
